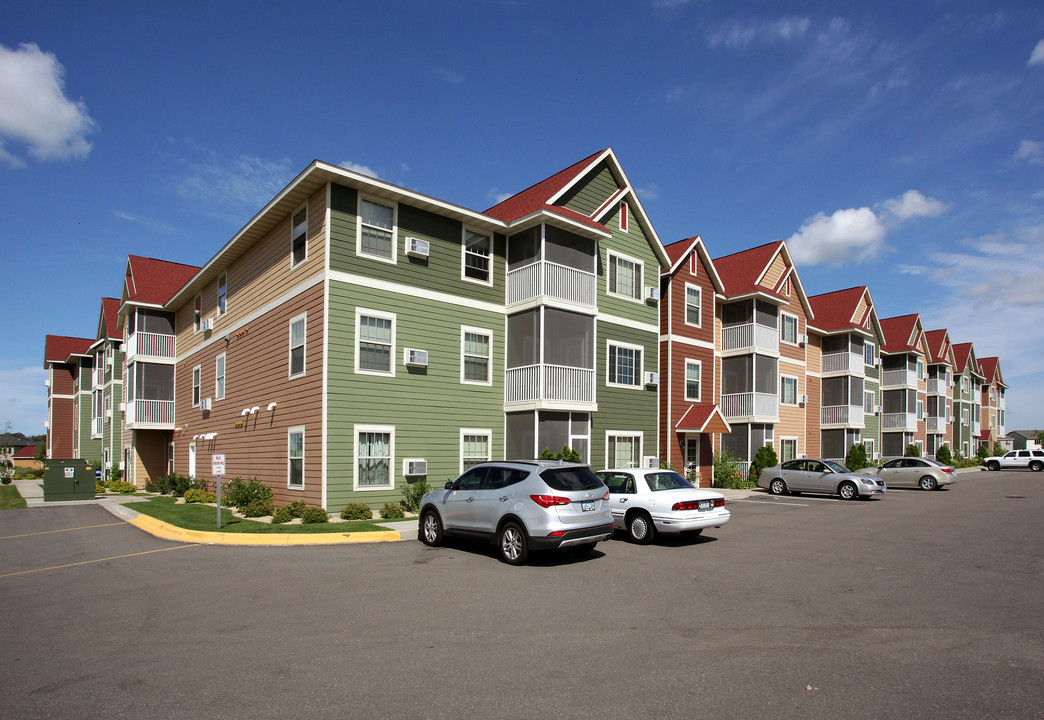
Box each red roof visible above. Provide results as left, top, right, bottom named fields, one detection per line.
left=807, top=286, right=870, bottom=332
left=484, top=150, right=606, bottom=223
left=125, top=255, right=200, bottom=306
left=712, top=241, right=786, bottom=298
left=13, top=446, right=37, bottom=459
left=951, top=342, right=975, bottom=374
left=923, top=329, right=951, bottom=364
left=978, top=357, right=1000, bottom=385
left=101, top=297, right=121, bottom=339
left=44, top=335, right=93, bottom=365
left=674, top=403, right=731, bottom=434
left=879, top=314, right=920, bottom=353
left=664, top=237, right=698, bottom=267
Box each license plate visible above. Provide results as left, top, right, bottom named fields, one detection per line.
left=581, top=501, right=594, bottom=512
left=698, top=499, right=712, bottom=510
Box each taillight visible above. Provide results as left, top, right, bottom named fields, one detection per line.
left=672, top=500, right=700, bottom=511
left=602, top=490, right=610, bottom=501
left=530, top=494, right=571, bottom=508
left=942, top=468, right=953, bottom=474
left=715, top=497, right=725, bottom=507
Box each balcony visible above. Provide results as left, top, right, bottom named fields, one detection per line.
left=721, top=323, right=778, bottom=356
left=882, top=369, right=918, bottom=389
left=926, top=378, right=947, bottom=395
left=125, top=399, right=175, bottom=429
left=821, top=405, right=865, bottom=428
left=926, top=416, right=946, bottom=433
left=505, top=364, right=596, bottom=409
left=971, top=421, right=981, bottom=435
left=507, top=261, right=596, bottom=309
left=125, top=331, right=176, bottom=362
left=720, top=392, right=778, bottom=422
left=93, top=365, right=105, bottom=388
left=91, top=417, right=104, bottom=437
left=882, top=412, right=918, bottom=432
left=821, top=352, right=864, bottom=377
left=998, top=395, right=1006, bottom=410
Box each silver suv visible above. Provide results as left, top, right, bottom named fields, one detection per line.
left=418, top=460, right=613, bottom=565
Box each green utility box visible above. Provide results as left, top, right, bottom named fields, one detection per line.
left=43, top=459, right=97, bottom=502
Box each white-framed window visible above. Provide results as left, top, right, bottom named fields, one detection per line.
left=962, top=408, right=969, bottom=424
left=684, top=360, right=701, bottom=401
left=863, top=438, right=875, bottom=459
left=291, top=203, right=308, bottom=267
left=215, top=353, right=225, bottom=401
left=358, top=197, right=396, bottom=263
left=462, top=229, right=491, bottom=284
left=864, top=390, right=875, bottom=414
left=961, top=441, right=969, bottom=457
left=916, top=359, right=924, bottom=380
left=288, top=426, right=304, bottom=489
left=780, top=375, right=799, bottom=406
left=289, top=313, right=306, bottom=379
left=193, top=293, right=202, bottom=333
left=217, top=271, right=227, bottom=316
left=461, top=327, right=492, bottom=385
left=356, top=309, right=395, bottom=376
left=917, top=400, right=924, bottom=420
left=608, top=341, right=642, bottom=388
left=606, top=431, right=642, bottom=469
left=915, top=440, right=924, bottom=455
left=780, top=313, right=799, bottom=345
left=684, top=284, right=702, bottom=327
left=355, top=425, right=394, bottom=490
left=619, top=201, right=628, bottom=232
left=192, top=365, right=201, bottom=407
left=780, top=437, right=798, bottom=463
left=607, top=250, right=642, bottom=301
left=865, top=342, right=876, bottom=366
left=461, top=429, right=492, bottom=472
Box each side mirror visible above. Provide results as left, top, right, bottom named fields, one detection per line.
left=444, top=481, right=454, bottom=490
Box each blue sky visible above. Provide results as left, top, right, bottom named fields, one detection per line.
left=2, top=1, right=1042, bottom=435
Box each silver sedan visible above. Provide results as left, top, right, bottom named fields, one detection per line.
left=864, top=457, right=956, bottom=491
left=757, top=459, right=886, bottom=500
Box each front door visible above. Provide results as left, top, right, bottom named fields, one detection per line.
left=188, top=441, right=196, bottom=479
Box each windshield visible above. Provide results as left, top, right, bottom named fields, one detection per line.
left=824, top=460, right=849, bottom=474
left=644, top=471, right=694, bottom=491
left=540, top=467, right=603, bottom=491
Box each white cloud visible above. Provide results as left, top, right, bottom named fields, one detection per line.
left=1014, top=139, right=1044, bottom=165
left=433, top=67, right=465, bottom=85
left=114, top=211, right=176, bottom=235
left=0, top=43, right=95, bottom=167
left=176, top=151, right=295, bottom=222
left=635, top=183, right=661, bottom=201
left=879, top=189, right=949, bottom=224
left=707, top=17, right=810, bottom=49
left=1029, top=39, right=1044, bottom=67
left=488, top=187, right=513, bottom=204
left=339, top=160, right=379, bottom=178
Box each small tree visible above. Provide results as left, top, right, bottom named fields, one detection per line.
left=936, top=444, right=952, bottom=465
left=35, top=442, right=46, bottom=462
left=539, top=445, right=582, bottom=463
left=845, top=443, right=870, bottom=471
left=906, top=443, right=920, bottom=458
left=749, top=444, right=778, bottom=482
left=992, top=441, right=1005, bottom=457
left=976, top=444, right=990, bottom=462
left=712, top=449, right=744, bottom=489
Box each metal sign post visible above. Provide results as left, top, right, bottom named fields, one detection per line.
left=212, top=454, right=226, bottom=529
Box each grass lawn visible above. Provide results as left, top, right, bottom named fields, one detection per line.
left=132, top=496, right=413, bottom=534
left=0, top=484, right=27, bottom=510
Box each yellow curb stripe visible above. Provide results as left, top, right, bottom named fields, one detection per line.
left=127, top=514, right=404, bottom=545
left=0, top=522, right=125, bottom=540
left=0, top=544, right=200, bottom=579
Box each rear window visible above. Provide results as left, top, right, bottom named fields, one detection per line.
left=540, top=467, right=603, bottom=491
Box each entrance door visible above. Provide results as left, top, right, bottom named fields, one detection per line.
left=188, top=442, right=196, bottom=478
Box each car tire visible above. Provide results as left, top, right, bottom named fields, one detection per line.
left=419, top=509, right=443, bottom=546
left=497, top=521, right=528, bottom=565
left=769, top=478, right=787, bottom=496
left=838, top=481, right=858, bottom=501
left=988, top=461, right=1000, bottom=471
left=627, top=512, right=655, bottom=545
left=919, top=476, right=937, bottom=491
left=1030, top=461, right=1043, bottom=472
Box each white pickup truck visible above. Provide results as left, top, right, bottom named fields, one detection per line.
left=983, top=449, right=1044, bottom=472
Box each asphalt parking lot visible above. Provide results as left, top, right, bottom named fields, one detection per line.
left=1, top=471, right=1041, bottom=719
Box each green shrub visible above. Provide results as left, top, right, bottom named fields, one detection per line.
left=539, top=445, right=582, bottom=462
left=1, top=476, right=11, bottom=485
left=241, top=498, right=274, bottom=518
left=109, top=467, right=123, bottom=483
left=845, top=443, right=870, bottom=471
left=223, top=477, right=273, bottom=509
left=936, top=444, right=953, bottom=465
left=906, top=444, right=921, bottom=458
left=95, top=479, right=107, bottom=493
left=286, top=500, right=308, bottom=518
left=713, top=449, right=753, bottom=489
left=107, top=480, right=136, bottom=494
left=379, top=502, right=405, bottom=519
left=300, top=505, right=329, bottom=524
left=749, top=444, right=778, bottom=482
left=340, top=503, right=373, bottom=520
left=184, top=488, right=217, bottom=504
left=976, top=444, right=990, bottom=461
left=992, top=441, right=1005, bottom=457
left=400, top=478, right=430, bottom=513
left=271, top=505, right=295, bottom=524
left=144, top=473, right=202, bottom=497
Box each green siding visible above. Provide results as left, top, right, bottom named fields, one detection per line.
left=593, top=320, right=659, bottom=467
left=560, top=162, right=617, bottom=217
left=599, top=205, right=662, bottom=326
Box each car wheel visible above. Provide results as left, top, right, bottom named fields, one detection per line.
left=988, top=461, right=1000, bottom=471
left=497, top=521, right=528, bottom=565
left=919, top=476, right=937, bottom=491
left=1030, top=461, right=1043, bottom=472
left=419, top=509, right=443, bottom=546
left=838, top=481, right=858, bottom=501
left=627, top=512, right=655, bottom=545
left=769, top=478, right=787, bottom=495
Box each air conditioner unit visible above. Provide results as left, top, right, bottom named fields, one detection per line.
left=200, top=318, right=214, bottom=332
left=44, top=379, right=50, bottom=388
left=644, top=372, right=659, bottom=386
left=642, top=455, right=658, bottom=469
left=799, top=334, right=808, bottom=345
left=800, top=394, right=809, bottom=405
left=200, top=398, right=212, bottom=411
left=118, top=402, right=126, bottom=412
left=403, top=459, right=428, bottom=475
left=106, top=409, right=112, bottom=418
left=645, top=286, right=660, bottom=301
left=404, top=348, right=429, bottom=367
left=874, top=405, right=882, bottom=415
left=406, top=236, right=430, bottom=257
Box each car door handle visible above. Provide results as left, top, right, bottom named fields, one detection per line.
left=619, top=498, right=628, bottom=503
left=499, top=496, right=510, bottom=502
left=465, top=496, right=475, bottom=502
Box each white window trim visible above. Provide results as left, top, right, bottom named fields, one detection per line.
left=605, top=431, right=643, bottom=469
left=357, top=195, right=398, bottom=265
left=288, top=426, right=305, bottom=490
left=864, top=390, right=875, bottom=414
left=191, top=364, right=201, bottom=408
left=193, top=292, right=202, bottom=334
left=684, top=283, right=702, bottom=328
left=606, top=249, right=644, bottom=303
left=461, top=228, right=493, bottom=286
left=354, top=424, right=395, bottom=491
left=215, top=352, right=226, bottom=401
left=779, top=437, right=798, bottom=463
left=780, top=374, right=800, bottom=406
left=780, top=312, right=799, bottom=345
left=291, top=202, right=308, bottom=269
left=460, top=326, right=493, bottom=386
left=355, top=308, right=396, bottom=377
left=684, top=359, right=702, bottom=402
left=289, top=312, right=307, bottom=380
left=217, top=271, right=228, bottom=316
left=460, top=428, right=492, bottom=474
left=865, top=342, right=876, bottom=366
left=606, top=340, right=644, bottom=389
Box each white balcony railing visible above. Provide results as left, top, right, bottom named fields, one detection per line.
left=93, top=364, right=105, bottom=388
left=125, top=399, right=174, bottom=427
left=125, top=331, right=176, bottom=361
left=926, top=378, right=948, bottom=395
left=971, top=421, right=981, bottom=435
left=721, top=323, right=778, bottom=355
left=821, top=405, right=865, bottom=427
left=505, top=364, right=595, bottom=405
left=882, top=412, right=918, bottom=431
left=721, top=392, right=778, bottom=420
left=926, top=416, right=946, bottom=433
left=882, top=369, right=919, bottom=389
left=998, top=396, right=1006, bottom=410
left=91, top=418, right=104, bottom=437
left=506, top=261, right=596, bottom=308
left=821, top=352, right=864, bottom=377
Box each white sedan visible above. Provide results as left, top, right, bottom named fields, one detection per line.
left=595, top=468, right=730, bottom=544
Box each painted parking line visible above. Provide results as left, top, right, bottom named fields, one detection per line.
left=0, top=544, right=200, bottom=579
left=0, top=522, right=125, bottom=540
left=730, top=498, right=810, bottom=507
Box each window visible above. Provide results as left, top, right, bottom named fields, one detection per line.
left=192, top=365, right=201, bottom=407
left=215, top=353, right=225, bottom=400
left=288, top=427, right=304, bottom=488
left=608, top=342, right=642, bottom=387
left=780, top=438, right=797, bottom=463
left=685, top=361, right=701, bottom=401
left=359, top=198, right=395, bottom=262
left=619, top=202, right=628, bottom=232
left=780, top=375, right=799, bottom=405
left=684, top=436, right=700, bottom=471
left=780, top=313, right=799, bottom=344
left=685, top=284, right=701, bottom=326
left=291, top=204, right=308, bottom=267
left=356, top=426, right=394, bottom=489
left=356, top=310, right=394, bottom=375
left=462, top=327, right=491, bottom=384
left=217, top=271, right=227, bottom=316
left=864, top=342, right=875, bottom=366
left=193, top=293, right=202, bottom=333
left=289, top=313, right=306, bottom=378
left=916, top=359, right=924, bottom=379
left=463, top=230, right=491, bottom=283
left=607, top=251, right=642, bottom=300
left=917, top=400, right=924, bottom=420
left=607, top=432, right=642, bottom=468
left=863, top=438, right=875, bottom=459
left=864, top=391, right=875, bottom=414
left=461, top=430, right=491, bottom=472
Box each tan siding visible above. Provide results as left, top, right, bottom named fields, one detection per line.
left=854, top=294, right=868, bottom=324
left=759, top=254, right=787, bottom=289
left=805, top=377, right=821, bottom=456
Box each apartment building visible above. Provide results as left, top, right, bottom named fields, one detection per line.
left=922, top=329, right=955, bottom=459
left=43, top=335, right=94, bottom=459
left=978, top=357, right=1007, bottom=448
left=878, top=314, right=930, bottom=457
left=82, top=298, right=126, bottom=479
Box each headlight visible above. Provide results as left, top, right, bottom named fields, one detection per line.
left=859, top=478, right=874, bottom=485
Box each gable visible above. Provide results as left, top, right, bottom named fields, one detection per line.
left=759, top=252, right=789, bottom=290
left=559, top=161, right=619, bottom=217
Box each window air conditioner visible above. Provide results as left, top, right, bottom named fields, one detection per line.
left=403, top=459, right=428, bottom=475
left=644, top=372, right=659, bottom=386
left=799, top=334, right=808, bottom=345
left=406, top=237, right=430, bottom=257
left=645, top=286, right=660, bottom=301
left=642, top=455, right=658, bottom=469
left=800, top=394, right=809, bottom=405
left=200, top=398, right=212, bottom=411
left=404, top=348, right=429, bottom=367
left=200, top=318, right=214, bottom=332
left=118, top=402, right=126, bottom=412
left=874, top=405, right=882, bottom=415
